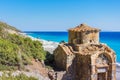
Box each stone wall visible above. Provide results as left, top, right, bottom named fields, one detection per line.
left=68, top=30, right=99, bottom=45
left=54, top=46, right=67, bottom=70
left=75, top=54, right=91, bottom=80
left=81, top=31, right=99, bottom=44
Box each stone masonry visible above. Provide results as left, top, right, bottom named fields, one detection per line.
left=54, top=24, right=116, bottom=80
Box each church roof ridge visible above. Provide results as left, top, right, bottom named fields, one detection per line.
left=69, top=23, right=100, bottom=32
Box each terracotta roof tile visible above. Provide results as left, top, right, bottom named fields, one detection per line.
left=69, top=23, right=100, bottom=32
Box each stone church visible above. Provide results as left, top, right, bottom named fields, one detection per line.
left=53, top=24, right=116, bottom=80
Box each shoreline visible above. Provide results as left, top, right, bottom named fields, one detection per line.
left=26, top=34, right=59, bottom=54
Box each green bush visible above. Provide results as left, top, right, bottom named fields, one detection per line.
left=0, top=21, right=47, bottom=70
left=0, top=39, right=19, bottom=66
left=0, top=34, right=47, bottom=70
left=0, top=64, right=17, bottom=71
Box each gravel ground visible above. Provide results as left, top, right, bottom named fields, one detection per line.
left=0, top=71, right=50, bottom=80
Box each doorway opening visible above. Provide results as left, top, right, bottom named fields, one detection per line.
left=97, top=72, right=107, bottom=80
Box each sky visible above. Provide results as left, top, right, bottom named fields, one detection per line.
left=0, top=0, right=120, bottom=31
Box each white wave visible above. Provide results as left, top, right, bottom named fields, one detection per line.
left=39, top=39, right=59, bottom=53
left=116, top=62, right=120, bottom=67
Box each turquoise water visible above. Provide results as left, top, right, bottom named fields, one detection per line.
left=25, top=32, right=120, bottom=63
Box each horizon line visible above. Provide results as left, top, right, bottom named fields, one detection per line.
left=23, top=30, right=120, bottom=32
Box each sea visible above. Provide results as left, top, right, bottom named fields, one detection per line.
left=25, top=31, right=120, bottom=65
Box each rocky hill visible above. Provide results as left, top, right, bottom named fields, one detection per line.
left=0, top=21, right=52, bottom=80
left=0, top=21, right=47, bottom=70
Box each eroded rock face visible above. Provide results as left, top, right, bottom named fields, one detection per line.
left=53, top=24, right=116, bottom=80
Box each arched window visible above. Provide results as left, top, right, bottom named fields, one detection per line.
left=96, top=54, right=109, bottom=65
